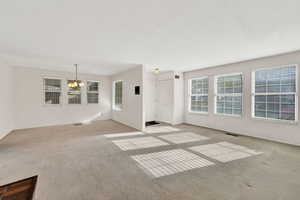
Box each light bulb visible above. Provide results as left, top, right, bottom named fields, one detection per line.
left=79, top=82, right=84, bottom=87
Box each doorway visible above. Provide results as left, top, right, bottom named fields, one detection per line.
left=156, top=79, right=173, bottom=124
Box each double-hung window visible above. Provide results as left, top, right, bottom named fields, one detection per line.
left=189, top=77, right=209, bottom=113
left=113, top=80, right=123, bottom=110
left=87, top=81, right=99, bottom=104
left=67, top=80, right=82, bottom=104
left=43, top=78, right=62, bottom=105
left=215, top=73, right=243, bottom=116
left=253, top=65, right=297, bottom=121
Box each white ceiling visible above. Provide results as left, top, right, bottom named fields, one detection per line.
left=1, top=0, right=300, bottom=75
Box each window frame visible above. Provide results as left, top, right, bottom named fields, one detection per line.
left=67, top=79, right=83, bottom=105
left=113, top=80, right=123, bottom=111
left=86, top=80, right=100, bottom=104
left=188, top=76, right=209, bottom=114
left=42, top=77, right=63, bottom=106
left=214, top=72, right=244, bottom=117
left=251, top=64, right=298, bottom=123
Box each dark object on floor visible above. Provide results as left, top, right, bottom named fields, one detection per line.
left=146, top=121, right=160, bottom=126
left=226, top=132, right=239, bottom=137
left=0, top=176, right=38, bottom=200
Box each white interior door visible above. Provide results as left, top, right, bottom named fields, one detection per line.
left=156, top=79, right=173, bottom=124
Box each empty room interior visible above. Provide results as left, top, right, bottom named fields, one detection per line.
left=1, top=1, right=300, bottom=200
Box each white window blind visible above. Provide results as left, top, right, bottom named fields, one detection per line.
left=67, top=80, right=81, bottom=104
left=87, top=81, right=99, bottom=104
left=44, top=78, right=61, bottom=105
left=113, top=81, right=123, bottom=110
left=215, top=74, right=243, bottom=116
left=189, top=77, right=209, bottom=113
left=253, top=66, right=297, bottom=121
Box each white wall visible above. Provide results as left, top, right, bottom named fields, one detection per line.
left=173, top=72, right=184, bottom=125
left=14, top=67, right=111, bottom=129
left=0, top=62, right=15, bottom=139
left=111, top=65, right=145, bottom=130
left=184, top=51, right=300, bottom=146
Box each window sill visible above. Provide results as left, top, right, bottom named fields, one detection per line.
left=214, top=113, right=242, bottom=118
left=188, top=111, right=208, bottom=115
left=251, top=116, right=299, bottom=125
left=43, top=104, right=62, bottom=107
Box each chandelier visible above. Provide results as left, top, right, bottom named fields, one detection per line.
left=68, top=64, right=84, bottom=89
left=154, top=68, right=160, bottom=74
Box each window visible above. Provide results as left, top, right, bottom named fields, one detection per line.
left=67, top=80, right=81, bottom=104
left=215, top=74, right=243, bottom=116
left=113, top=81, right=123, bottom=110
left=87, top=81, right=99, bottom=104
left=189, top=77, right=209, bottom=113
left=43, top=78, right=61, bottom=105
left=253, top=65, right=297, bottom=121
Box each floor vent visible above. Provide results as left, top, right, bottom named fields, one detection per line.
left=0, top=176, right=38, bottom=200
left=145, top=121, right=160, bottom=126
left=225, top=132, right=239, bottom=137
left=73, top=123, right=83, bottom=126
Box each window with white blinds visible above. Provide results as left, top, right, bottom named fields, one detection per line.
left=215, top=74, right=243, bottom=116
left=67, top=80, right=81, bottom=104
left=87, top=81, right=99, bottom=104
left=43, top=78, right=61, bottom=105
left=189, top=77, right=209, bottom=113
left=253, top=66, right=297, bottom=121
left=113, top=81, right=123, bottom=110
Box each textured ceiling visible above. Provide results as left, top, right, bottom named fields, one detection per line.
left=1, top=0, right=300, bottom=75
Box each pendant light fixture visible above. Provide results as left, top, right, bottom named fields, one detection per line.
left=154, top=68, right=160, bottom=74
left=68, top=64, right=84, bottom=89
